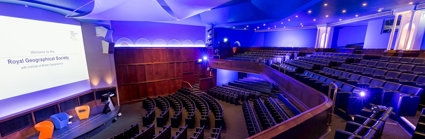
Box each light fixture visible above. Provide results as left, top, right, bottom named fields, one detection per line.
left=203, top=56, right=208, bottom=61
left=288, top=19, right=291, bottom=21
left=268, top=27, right=270, bottom=30
left=409, top=1, right=414, bottom=5
left=274, top=25, right=277, bottom=28
left=198, top=59, right=203, bottom=63
left=359, top=91, right=366, bottom=97
left=355, top=14, right=359, bottom=17
left=308, top=10, right=312, bottom=14
left=362, top=2, right=367, bottom=7
left=325, top=15, right=329, bottom=18
left=339, top=19, right=342, bottom=21
left=263, top=23, right=266, bottom=26
left=378, top=8, right=383, bottom=12
left=257, top=26, right=260, bottom=29
left=246, top=25, right=249, bottom=27
left=207, top=35, right=210, bottom=38
left=313, top=19, right=317, bottom=21
left=281, top=22, right=283, bottom=24
left=254, top=28, right=257, bottom=31
left=244, top=28, right=246, bottom=30
left=342, top=9, right=347, bottom=13
left=295, top=15, right=299, bottom=18
left=233, top=26, right=235, bottom=29
left=324, top=3, right=328, bottom=6
left=223, top=38, right=228, bottom=43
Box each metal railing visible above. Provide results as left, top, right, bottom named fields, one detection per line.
left=327, top=82, right=339, bottom=125
left=182, top=81, right=194, bottom=92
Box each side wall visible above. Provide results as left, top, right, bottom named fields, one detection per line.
left=332, top=25, right=367, bottom=48
left=364, top=19, right=392, bottom=49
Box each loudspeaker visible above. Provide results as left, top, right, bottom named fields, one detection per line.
left=95, top=26, right=108, bottom=38
left=102, top=40, right=115, bottom=54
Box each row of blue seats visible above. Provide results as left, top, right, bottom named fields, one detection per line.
left=186, top=93, right=210, bottom=129
left=302, top=68, right=423, bottom=116
left=343, top=61, right=425, bottom=75
left=376, top=56, right=425, bottom=65
left=334, top=106, right=392, bottom=139
left=252, top=98, right=277, bottom=130
left=200, top=94, right=224, bottom=128
left=166, top=95, right=183, bottom=128
left=285, top=60, right=315, bottom=70
left=142, top=98, right=156, bottom=126
left=174, top=93, right=196, bottom=128
left=172, top=125, right=187, bottom=139
left=207, top=87, right=241, bottom=104
left=242, top=100, right=262, bottom=136
left=155, top=97, right=170, bottom=127
left=313, top=52, right=364, bottom=60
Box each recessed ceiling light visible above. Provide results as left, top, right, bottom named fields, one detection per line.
left=244, top=28, right=246, bottom=30
left=274, top=25, right=277, bottom=28
left=288, top=19, right=291, bottom=21
left=281, top=22, right=283, bottom=24
left=378, top=8, right=383, bottom=12
left=342, top=9, right=347, bottom=13
left=246, top=25, right=249, bottom=27
left=324, top=3, right=328, bottom=6
left=355, top=14, right=359, bottom=17
left=313, top=19, right=317, bottom=21
left=233, top=26, right=235, bottom=29
left=362, top=2, right=367, bottom=7
left=254, top=28, right=256, bottom=31
left=295, top=15, right=299, bottom=18
left=325, top=15, right=329, bottom=18
left=263, top=24, right=266, bottom=26
left=308, top=10, right=312, bottom=14
left=409, top=1, right=414, bottom=5
left=257, top=26, right=260, bottom=29
left=339, top=19, right=342, bottom=21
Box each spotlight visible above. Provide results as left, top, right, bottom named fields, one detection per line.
left=359, top=91, right=366, bottom=97
left=409, top=1, right=414, bottom=5
left=323, top=3, right=328, bottom=7
left=203, top=56, right=208, bottom=61
left=362, top=2, right=367, bottom=7
left=223, top=38, right=228, bottom=43
left=198, top=59, right=203, bottom=63
left=308, top=10, right=312, bottom=14
left=342, top=9, right=347, bottom=13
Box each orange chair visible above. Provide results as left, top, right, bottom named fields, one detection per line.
left=34, top=121, right=54, bottom=139
left=75, top=105, right=90, bottom=120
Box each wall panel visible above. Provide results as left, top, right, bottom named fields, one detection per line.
left=115, top=48, right=204, bottom=103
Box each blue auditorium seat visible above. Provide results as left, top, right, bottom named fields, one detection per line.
left=376, top=62, right=389, bottom=69
left=390, top=85, right=423, bottom=116
left=413, top=66, right=425, bottom=75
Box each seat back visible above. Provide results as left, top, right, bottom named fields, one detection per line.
left=75, top=105, right=90, bottom=120
left=417, top=76, right=425, bottom=84
left=334, top=80, right=344, bottom=88
left=376, top=62, right=388, bottom=68
left=383, top=82, right=402, bottom=91
left=341, top=84, right=355, bottom=92
left=349, top=74, right=361, bottom=81
left=399, top=73, right=417, bottom=81
left=413, top=66, right=425, bottom=73
left=366, top=61, right=377, bottom=66
left=400, top=57, right=414, bottom=63
left=34, top=121, right=54, bottom=139
left=389, top=57, right=401, bottom=62
left=341, top=72, right=351, bottom=78
left=373, top=69, right=387, bottom=77
left=333, top=70, right=342, bottom=76
left=387, top=63, right=400, bottom=70
left=414, top=58, right=425, bottom=64
left=363, top=68, right=374, bottom=75
left=359, top=60, right=369, bottom=65
left=379, top=56, right=389, bottom=61
left=399, top=85, right=423, bottom=96
left=398, top=64, right=415, bottom=71
left=385, top=71, right=400, bottom=79
left=370, top=79, right=386, bottom=88
left=359, top=77, right=372, bottom=84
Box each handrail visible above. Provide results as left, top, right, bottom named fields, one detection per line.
left=182, top=81, right=193, bottom=92
left=327, top=82, right=338, bottom=125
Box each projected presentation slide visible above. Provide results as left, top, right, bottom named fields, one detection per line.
left=0, top=15, right=89, bottom=100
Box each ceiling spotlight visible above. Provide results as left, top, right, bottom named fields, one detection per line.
left=313, top=19, right=317, bottom=21
left=325, top=15, right=329, bottom=18
left=288, top=19, right=291, bottom=21
left=244, top=28, right=246, bottom=30
left=362, top=2, right=367, bottom=7
left=232, top=26, right=235, bottom=29
left=342, top=9, right=347, bottom=13
left=295, top=15, right=299, bottom=18
left=308, top=10, right=312, bottom=14
left=339, top=19, right=342, bottom=21
left=324, top=3, right=328, bottom=6
left=254, top=28, right=257, bottom=31
left=246, top=25, right=249, bottom=27
left=377, top=8, right=383, bottom=12
left=257, top=26, right=260, bottom=29
left=268, top=27, right=271, bottom=30
left=409, top=1, right=414, bottom=5
left=355, top=14, right=359, bottom=17
left=263, top=23, right=266, bottom=26
left=274, top=25, right=277, bottom=28
left=281, top=22, right=283, bottom=24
